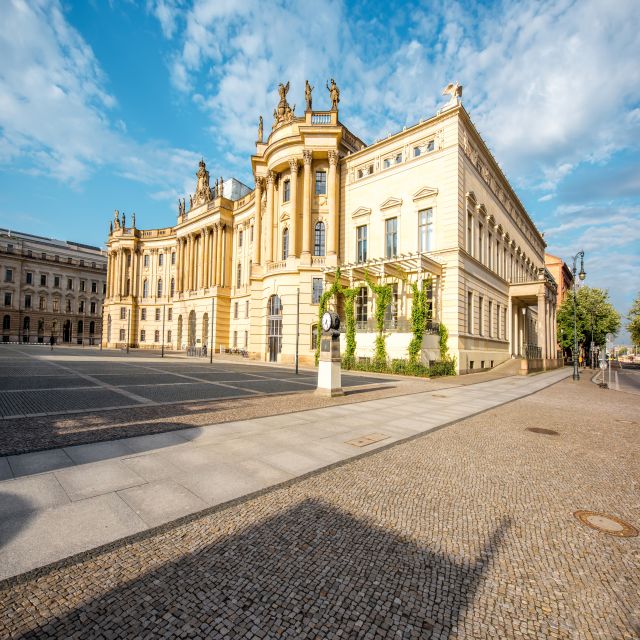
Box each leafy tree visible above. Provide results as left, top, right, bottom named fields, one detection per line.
left=557, top=286, right=621, bottom=353
left=627, top=293, right=640, bottom=346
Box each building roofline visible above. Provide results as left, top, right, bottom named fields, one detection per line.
left=0, top=228, right=103, bottom=253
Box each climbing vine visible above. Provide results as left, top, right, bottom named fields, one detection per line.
left=365, top=273, right=393, bottom=365
left=438, top=322, right=449, bottom=360
left=407, top=277, right=432, bottom=364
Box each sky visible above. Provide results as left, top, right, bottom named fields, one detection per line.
left=0, top=0, right=638, bottom=340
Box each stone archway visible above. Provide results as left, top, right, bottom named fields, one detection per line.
left=188, top=311, right=196, bottom=347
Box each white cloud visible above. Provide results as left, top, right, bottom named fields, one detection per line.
left=146, top=0, right=184, bottom=39
left=0, top=0, right=199, bottom=203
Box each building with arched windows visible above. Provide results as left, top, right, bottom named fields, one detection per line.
left=103, top=83, right=560, bottom=372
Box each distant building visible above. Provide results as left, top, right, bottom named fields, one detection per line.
left=544, top=253, right=573, bottom=304
left=104, top=82, right=561, bottom=372
left=0, top=229, right=107, bottom=344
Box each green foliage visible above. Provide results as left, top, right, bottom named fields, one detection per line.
left=557, top=286, right=621, bottom=353
left=341, top=356, right=455, bottom=378
left=438, top=322, right=450, bottom=360
left=407, top=278, right=432, bottom=364
left=627, top=293, right=640, bottom=346
left=365, top=273, right=393, bottom=364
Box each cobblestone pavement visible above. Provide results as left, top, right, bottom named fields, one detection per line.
left=0, top=345, right=438, bottom=456
left=1, top=376, right=638, bottom=639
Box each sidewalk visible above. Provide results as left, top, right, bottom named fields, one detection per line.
left=0, top=367, right=570, bottom=581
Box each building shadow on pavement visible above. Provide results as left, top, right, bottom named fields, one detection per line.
left=0, top=493, right=36, bottom=549
left=9, top=499, right=510, bottom=639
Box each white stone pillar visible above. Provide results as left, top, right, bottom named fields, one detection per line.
left=301, top=150, right=312, bottom=259
left=254, top=178, right=263, bottom=265
left=327, top=150, right=338, bottom=256
left=265, top=171, right=275, bottom=263
left=289, top=159, right=299, bottom=257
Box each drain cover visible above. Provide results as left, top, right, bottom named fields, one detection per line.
left=574, top=510, right=638, bottom=537
left=432, top=394, right=448, bottom=398
left=526, top=427, right=559, bottom=436
left=345, top=433, right=389, bottom=447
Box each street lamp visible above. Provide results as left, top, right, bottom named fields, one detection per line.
left=571, top=250, right=586, bottom=380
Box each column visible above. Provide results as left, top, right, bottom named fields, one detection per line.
left=538, top=292, right=547, bottom=359
left=222, top=224, right=229, bottom=287
left=120, top=250, right=127, bottom=298
left=131, top=249, right=138, bottom=298
left=215, top=222, right=223, bottom=285
left=327, top=150, right=338, bottom=256
left=209, top=227, right=216, bottom=287
left=202, top=228, right=209, bottom=289
left=289, top=159, right=299, bottom=257
left=106, top=252, right=113, bottom=298
left=507, top=297, right=513, bottom=354
left=189, top=234, right=195, bottom=290
left=175, top=239, right=182, bottom=293
left=253, top=178, right=263, bottom=266
left=301, top=150, right=312, bottom=258
left=197, top=233, right=204, bottom=290
left=265, top=171, right=275, bottom=263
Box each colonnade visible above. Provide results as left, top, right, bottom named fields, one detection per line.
left=507, top=293, right=557, bottom=359
left=106, top=247, right=138, bottom=299
left=254, top=149, right=339, bottom=266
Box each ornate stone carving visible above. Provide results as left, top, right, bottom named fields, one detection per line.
left=326, top=78, right=339, bottom=110
left=303, top=149, right=313, bottom=166
left=113, top=209, right=120, bottom=229
left=257, top=115, right=263, bottom=142
left=131, top=212, right=136, bottom=228
left=328, top=150, right=338, bottom=166
left=272, top=81, right=295, bottom=129
left=305, top=80, right=313, bottom=111
left=266, top=171, right=276, bottom=186
left=194, top=159, right=213, bottom=206
left=289, top=158, right=299, bottom=174
left=442, top=81, right=463, bottom=108
left=255, top=176, right=264, bottom=191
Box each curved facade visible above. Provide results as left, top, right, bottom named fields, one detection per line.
left=103, top=86, right=560, bottom=372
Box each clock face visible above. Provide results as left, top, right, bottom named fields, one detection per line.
left=322, top=312, right=332, bottom=331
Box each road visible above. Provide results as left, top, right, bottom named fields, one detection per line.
left=610, top=362, right=640, bottom=395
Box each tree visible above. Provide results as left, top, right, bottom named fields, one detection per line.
left=557, top=286, right=621, bottom=354
left=627, top=293, right=640, bottom=346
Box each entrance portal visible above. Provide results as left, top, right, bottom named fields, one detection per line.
left=62, top=320, right=71, bottom=343
left=267, top=295, right=282, bottom=363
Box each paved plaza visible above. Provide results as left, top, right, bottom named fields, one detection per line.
left=0, top=372, right=638, bottom=639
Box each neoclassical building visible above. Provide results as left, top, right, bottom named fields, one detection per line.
left=103, top=82, right=560, bottom=373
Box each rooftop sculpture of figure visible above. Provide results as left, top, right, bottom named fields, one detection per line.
left=442, top=81, right=463, bottom=108
left=258, top=115, right=263, bottom=142
left=305, top=80, right=314, bottom=111
left=326, top=78, right=339, bottom=110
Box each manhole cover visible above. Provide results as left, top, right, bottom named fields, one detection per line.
left=345, top=433, right=389, bottom=447
left=574, top=510, right=638, bottom=537
left=526, top=427, right=559, bottom=436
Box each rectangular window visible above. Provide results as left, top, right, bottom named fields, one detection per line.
left=143, top=254, right=149, bottom=268
left=238, top=230, right=243, bottom=247
left=467, top=213, right=473, bottom=253
left=418, top=208, right=434, bottom=252
left=496, top=241, right=500, bottom=276
left=488, top=301, right=493, bottom=337
left=478, top=223, right=483, bottom=263
left=158, top=253, right=164, bottom=266
left=90, top=302, right=96, bottom=314
left=4, top=292, right=12, bottom=306
left=244, top=330, right=248, bottom=348
left=246, top=300, right=249, bottom=318
left=79, top=300, right=84, bottom=313
left=312, top=278, right=323, bottom=304
left=141, top=308, right=147, bottom=320
left=154, top=330, right=160, bottom=343
left=283, top=179, right=290, bottom=202
left=233, top=331, right=238, bottom=348
left=171, top=252, right=176, bottom=265
left=54, top=255, right=59, bottom=262
left=119, top=328, right=125, bottom=341
left=140, top=330, right=145, bottom=342
left=41, top=252, right=46, bottom=260
left=120, top=307, right=126, bottom=320
left=234, top=302, right=239, bottom=319
left=488, top=233, right=492, bottom=269
left=384, top=283, right=399, bottom=328
left=478, top=296, right=484, bottom=335
left=250, top=226, right=254, bottom=242
left=385, top=217, right=398, bottom=258
left=67, top=278, right=73, bottom=290
left=80, top=280, right=85, bottom=292
left=25, top=294, right=31, bottom=309
left=53, top=298, right=59, bottom=312
left=65, top=299, right=72, bottom=313
left=6, top=244, right=13, bottom=253
left=155, top=308, right=161, bottom=321
left=496, top=304, right=501, bottom=339
left=356, top=286, right=368, bottom=324
left=168, top=308, right=173, bottom=321
left=315, top=170, right=327, bottom=195
left=4, top=268, right=12, bottom=282
left=503, top=308, right=507, bottom=340
left=467, top=292, right=473, bottom=334
left=39, top=297, right=46, bottom=310
left=54, top=276, right=60, bottom=288
left=26, top=272, right=33, bottom=285
left=91, top=281, right=97, bottom=293
left=356, top=225, right=367, bottom=263
left=79, top=259, right=83, bottom=266
left=40, top=274, right=47, bottom=286
left=167, top=330, right=172, bottom=342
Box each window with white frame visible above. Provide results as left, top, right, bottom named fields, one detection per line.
left=385, top=217, right=397, bottom=258
left=478, top=296, right=484, bottom=335
left=418, top=208, right=434, bottom=252
left=488, top=300, right=493, bottom=337
left=356, top=225, right=367, bottom=263
left=315, top=171, right=326, bottom=195
left=283, top=179, right=290, bottom=203
left=282, top=228, right=289, bottom=260
left=141, top=308, right=146, bottom=321
left=312, top=277, right=323, bottom=304
left=155, top=308, right=161, bottom=321
left=467, top=292, right=473, bottom=334
left=356, top=286, right=368, bottom=324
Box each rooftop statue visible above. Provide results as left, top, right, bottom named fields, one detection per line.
left=113, top=209, right=120, bottom=229
left=258, top=115, right=263, bottom=142
left=273, top=81, right=295, bottom=128
left=194, top=159, right=213, bottom=206
left=305, top=80, right=314, bottom=111
left=326, top=78, right=340, bottom=110
left=442, top=81, right=463, bottom=108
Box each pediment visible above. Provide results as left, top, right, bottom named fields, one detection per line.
left=380, top=196, right=403, bottom=210
left=412, top=186, right=438, bottom=201
left=279, top=212, right=289, bottom=222
left=351, top=206, right=372, bottom=219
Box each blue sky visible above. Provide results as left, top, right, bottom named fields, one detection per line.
left=0, top=0, right=638, bottom=340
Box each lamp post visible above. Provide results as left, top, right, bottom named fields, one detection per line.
left=571, top=250, right=586, bottom=381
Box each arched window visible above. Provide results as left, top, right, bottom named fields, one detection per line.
left=142, top=279, right=148, bottom=298
left=282, top=228, right=289, bottom=260
left=314, top=222, right=325, bottom=256
left=170, top=278, right=175, bottom=297
left=157, top=278, right=163, bottom=297
left=236, top=263, right=242, bottom=288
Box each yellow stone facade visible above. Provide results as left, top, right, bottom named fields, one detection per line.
left=103, top=84, right=560, bottom=373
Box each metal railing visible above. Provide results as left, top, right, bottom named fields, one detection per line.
left=524, top=344, right=542, bottom=359
left=354, top=318, right=440, bottom=334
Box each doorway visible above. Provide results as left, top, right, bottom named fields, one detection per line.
left=62, top=320, right=71, bottom=343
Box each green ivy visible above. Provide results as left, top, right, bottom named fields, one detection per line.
left=342, top=355, right=455, bottom=378
left=365, top=273, right=393, bottom=365
left=438, top=322, right=449, bottom=360
left=407, top=277, right=432, bottom=364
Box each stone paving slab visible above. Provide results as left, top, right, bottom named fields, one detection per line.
left=130, top=382, right=255, bottom=402
left=0, top=367, right=571, bottom=580
left=0, top=474, right=70, bottom=519
left=7, top=448, right=75, bottom=477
